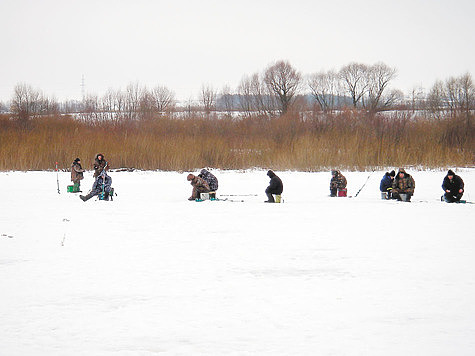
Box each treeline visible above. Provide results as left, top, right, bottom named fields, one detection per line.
left=0, top=109, right=472, bottom=171
left=1, top=61, right=474, bottom=122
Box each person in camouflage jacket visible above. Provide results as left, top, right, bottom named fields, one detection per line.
left=330, top=170, right=347, bottom=197
left=198, top=169, right=219, bottom=191
left=392, top=168, right=415, bottom=201
left=71, top=158, right=85, bottom=191
left=187, top=174, right=210, bottom=200
left=93, top=153, right=109, bottom=178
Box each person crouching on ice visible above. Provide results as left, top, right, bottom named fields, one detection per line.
left=187, top=174, right=210, bottom=201
left=330, top=170, right=347, bottom=197
left=391, top=168, right=415, bottom=202
left=265, top=170, right=283, bottom=203
left=442, top=169, right=464, bottom=203
left=198, top=169, right=218, bottom=192
left=380, top=170, right=395, bottom=199
left=80, top=171, right=112, bottom=202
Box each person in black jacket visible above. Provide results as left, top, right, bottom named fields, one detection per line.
left=442, top=170, right=464, bottom=203
left=380, top=170, right=395, bottom=199
left=265, top=170, right=283, bottom=203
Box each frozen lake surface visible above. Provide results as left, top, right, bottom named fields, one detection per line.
left=1, top=169, right=474, bottom=355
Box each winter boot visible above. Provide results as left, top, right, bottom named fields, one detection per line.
left=264, top=193, right=275, bottom=203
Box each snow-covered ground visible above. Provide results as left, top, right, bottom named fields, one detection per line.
left=1, top=169, right=474, bottom=356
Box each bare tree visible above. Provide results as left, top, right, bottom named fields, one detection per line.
left=264, top=60, right=302, bottom=114
left=124, top=82, right=145, bottom=120
left=150, top=85, right=176, bottom=114
left=427, top=80, right=446, bottom=114
left=445, top=73, right=475, bottom=116
left=408, top=86, right=425, bottom=113
left=379, top=89, right=404, bottom=110
left=339, top=62, right=369, bottom=108
left=308, top=70, right=340, bottom=113
left=237, top=75, right=253, bottom=115
left=11, top=83, right=41, bottom=126
left=365, top=63, right=397, bottom=112
left=200, top=84, right=216, bottom=115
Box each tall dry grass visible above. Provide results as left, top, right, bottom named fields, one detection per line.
left=0, top=110, right=473, bottom=171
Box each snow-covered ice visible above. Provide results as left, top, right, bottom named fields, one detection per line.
left=0, top=169, right=474, bottom=355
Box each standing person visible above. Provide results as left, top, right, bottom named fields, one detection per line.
left=265, top=170, right=283, bottom=203
left=71, top=158, right=85, bottom=192
left=380, top=170, right=395, bottom=199
left=93, top=153, right=109, bottom=178
left=330, top=170, right=347, bottom=197
left=198, top=169, right=219, bottom=192
left=392, top=168, right=415, bottom=202
left=80, top=171, right=112, bottom=202
left=187, top=174, right=210, bottom=201
left=442, top=170, right=464, bottom=203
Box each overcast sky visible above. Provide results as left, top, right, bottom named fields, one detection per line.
left=1, top=0, right=473, bottom=102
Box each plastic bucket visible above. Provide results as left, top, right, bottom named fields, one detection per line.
left=274, top=194, right=282, bottom=203
left=337, top=189, right=347, bottom=197
left=399, top=193, right=410, bottom=202
left=67, top=185, right=74, bottom=193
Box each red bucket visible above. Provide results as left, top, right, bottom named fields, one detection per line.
left=337, top=189, right=347, bottom=197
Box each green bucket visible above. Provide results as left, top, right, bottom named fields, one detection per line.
left=67, top=185, right=74, bottom=193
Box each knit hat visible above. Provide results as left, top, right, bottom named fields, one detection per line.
left=187, top=174, right=194, bottom=181
left=73, top=158, right=80, bottom=163
left=447, top=170, right=455, bottom=176
left=267, top=170, right=275, bottom=177
left=389, top=170, right=395, bottom=177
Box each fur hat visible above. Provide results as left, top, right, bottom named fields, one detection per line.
left=187, top=174, right=194, bottom=181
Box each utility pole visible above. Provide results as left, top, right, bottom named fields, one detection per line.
left=81, top=75, right=85, bottom=101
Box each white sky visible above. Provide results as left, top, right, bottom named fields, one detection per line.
left=1, top=0, right=474, bottom=102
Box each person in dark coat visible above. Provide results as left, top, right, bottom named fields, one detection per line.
left=265, top=170, right=283, bottom=203
left=198, top=169, right=219, bottom=191
left=392, top=168, right=415, bottom=201
left=93, top=153, right=109, bottom=178
left=80, top=171, right=112, bottom=202
left=71, top=158, right=85, bottom=192
left=330, top=170, right=347, bottom=197
left=442, top=170, right=464, bottom=203
left=380, top=170, right=395, bottom=198
left=187, top=174, right=210, bottom=200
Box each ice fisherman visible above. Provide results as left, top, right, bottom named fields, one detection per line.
left=71, top=158, right=85, bottom=192
left=93, top=153, right=109, bottom=178
left=265, top=170, right=283, bottom=203
left=330, top=170, right=347, bottom=197
left=187, top=174, right=210, bottom=201
left=391, top=168, right=415, bottom=202
left=441, top=170, right=464, bottom=203
left=80, top=171, right=112, bottom=202
left=380, top=170, right=395, bottom=199
left=198, top=169, right=219, bottom=192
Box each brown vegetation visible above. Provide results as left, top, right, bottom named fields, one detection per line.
left=0, top=109, right=473, bottom=171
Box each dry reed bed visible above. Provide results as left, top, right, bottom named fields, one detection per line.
left=0, top=111, right=473, bottom=171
